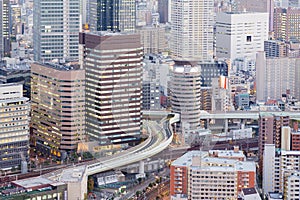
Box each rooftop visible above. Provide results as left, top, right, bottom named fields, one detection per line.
left=242, top=188, right=257, bottom=195
left=88, top=31, right=137, bottom=37
left=12, top=177, right=61, bottom=190
left=59, top=165, right=86, bottom=182
left=36, top=62, right=81, bottom=71
left=172, top=151, right=256, bottom=172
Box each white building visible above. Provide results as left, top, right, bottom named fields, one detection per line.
left=33, top=0, right=80, bottom=61
left=263, top=144, right=300, bottom=194
left=256, top=51, right=300, bottom=101
left=170, top=0, right=214, bottom=61
left=0, top=84, right=30, bottom=170
left=170, top=150, right=256, bottom=200
left=284, top=173, right=300, bottom=200
left=216, top=12, right=269, bottom=61
left=170, top=61, right=201, bottom=131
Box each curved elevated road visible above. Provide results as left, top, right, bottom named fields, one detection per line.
left=86, top=113, right=180, bottom=175
left=45, top=113, right=180, bottom=180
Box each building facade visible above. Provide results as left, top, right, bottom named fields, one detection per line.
left=31, top=62, right=85, bottom=157
left=199, top=61, right=228, bottom=87
left=216, top=12, right=269, bottom=61
left=0, top=84, right=29, bottom=170
left=170, top=0, right=214, bottom=61
left=89, top=0, right=136, bottom=32
left=137, top=25, right=166, bottom=55
left=263, top=144, right=300, bottom=194
left=33, top=0, right=80, bottom=61
left=273, top=7, right=300, bottom=42
left=171, top=150, right=256, bottom=199
left=0, top=0, right=10, bottom=58
left=256, top=51, right=300, bottom=101
left=80, top=32, right=143, bottom=147
left=170, top=61, right=201, bottom=131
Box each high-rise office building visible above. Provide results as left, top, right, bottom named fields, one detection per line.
left=216, top=12, right=269, bottom=61
left=170, top=0, right=214, bottom=61
left=0, top=0, right=10, bottom=58
left=89, top=0, right=136, bottom=32
left=158, top=0, right=170, bottom=23
left=31, top=62, right=85, bottom=157
left=80, top=32, right=143, bottom=147
left=273, top=7, right=300, bottom=42
left=170, top=61, right=201, bottom=131
left=33, top=0, right=80, bottom=61
left=0, top=84, right=29, bottom=170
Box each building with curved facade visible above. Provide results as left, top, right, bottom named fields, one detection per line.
left=170, top=61, right=201, bottom=131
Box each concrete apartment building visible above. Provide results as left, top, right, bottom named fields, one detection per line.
left=137, top=25, right=166, bottom=55
left=170, top=149, right=256, bottom=200
left=0, top=84, right=29, bottom=170
left=80, top=32, right=143, bottom=147
left=263, top=144, right=300, bottom=195
left=256, top=51, right=300, bottom=101
left=171, top=0, right=214, bottom=61
left=258, top=113, right=289, bottom=165
left=31, top=62, right=85, bottom=157
left=216, top=12, right=269, bottom=61
left=273, top=7, right=300, bottom=42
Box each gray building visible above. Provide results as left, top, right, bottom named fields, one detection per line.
left=0, top=62, right=31, bottom=98
left=199, top=61, right=228, bottom=87
left=33, top=0, right=80, bottom=61
left=234, top=93, right=250, bottom=109
left=264, top=40, right=287, bottom=58
left=142, top=81, right=161, bottom=110
left=89, top=0, right=136, bottom=32
left=80, top=32, right=143, bottom=147
left=0, top=0, right=10, bottom=58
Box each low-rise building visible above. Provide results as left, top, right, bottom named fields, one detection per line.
left=170, top=150, right=256, bottom=199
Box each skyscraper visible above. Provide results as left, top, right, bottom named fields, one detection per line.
left=170, top=0, right=214, bottom=61
left=31, top=62, right=85, bottom=157
left=80, top=32, right=143, bottom=147
left=0, top=0, right=10, bottom=58
left=89, top=0, right=136, bottom=32
left=273, top=7, right=300, bottom=42
left=33, top=0, right=80, bottom=61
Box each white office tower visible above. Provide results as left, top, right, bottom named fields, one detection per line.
left=170, top=0, right=214, bottom=61
left=170, top=61, right=201, bottom=132
left=216, top=12, right=269, bottom=61
left=0, top=84, right=29, bottom=170
left=33, top=0, right=80, bottom=61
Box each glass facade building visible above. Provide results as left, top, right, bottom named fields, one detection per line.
left=33, top=0, right=80, bottom=61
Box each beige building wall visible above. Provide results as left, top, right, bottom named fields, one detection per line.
left=31, top=63, right=85, bottom=156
